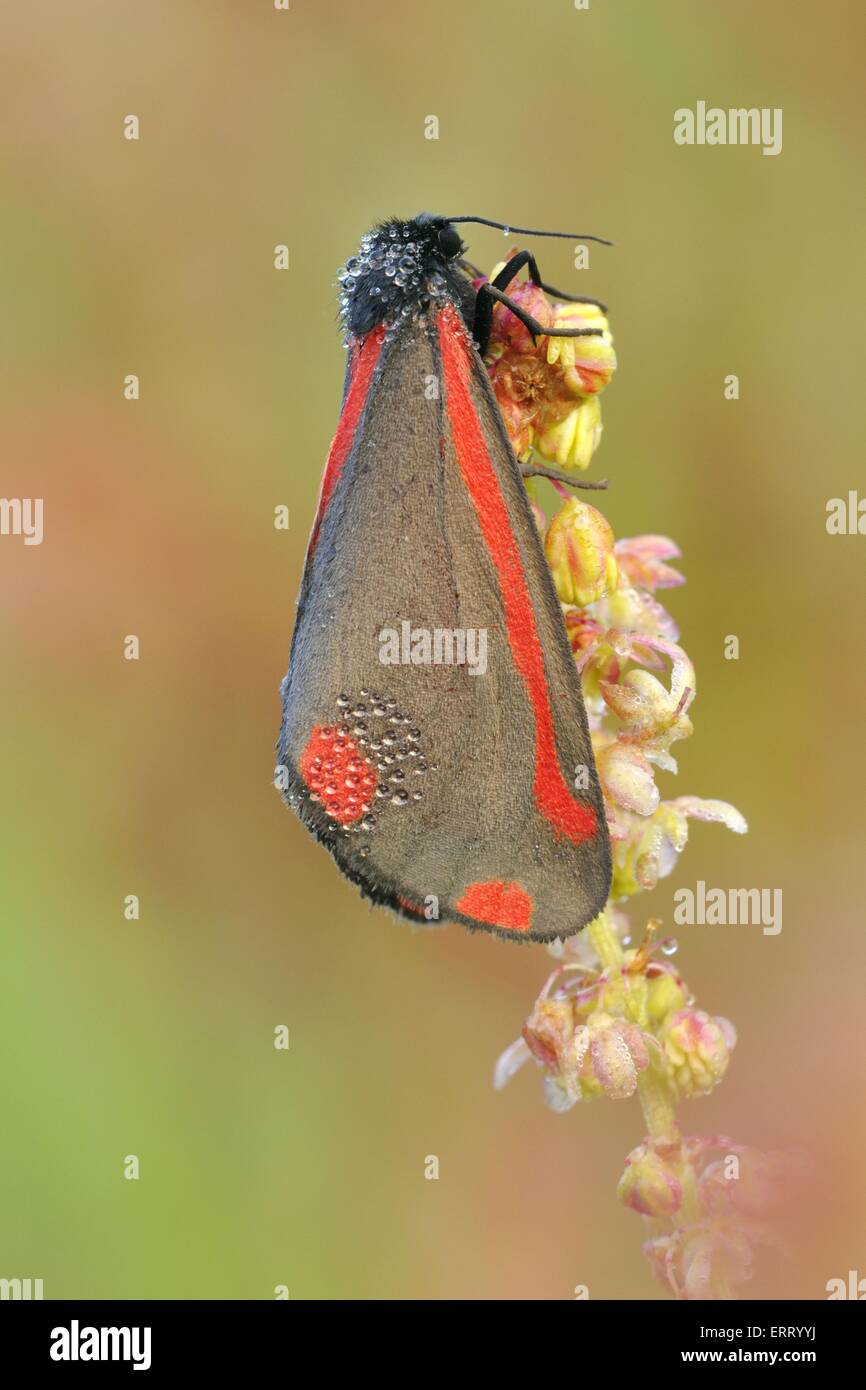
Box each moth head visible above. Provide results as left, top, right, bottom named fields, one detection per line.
left=435, top=222, right=463, bottom=260
left=412, top=212, right=465, bottom=261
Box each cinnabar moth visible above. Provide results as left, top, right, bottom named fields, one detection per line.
left=277, top=212, right=612, bottom=942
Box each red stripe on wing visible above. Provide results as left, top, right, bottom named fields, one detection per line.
left=437, top=304, right=597, bottom=846
left=308, top=326, right=385, bottom=558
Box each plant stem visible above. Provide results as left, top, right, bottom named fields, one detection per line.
left=637, top=1062, right=679, bottom=1141
left=587, top=911, right=624, bottom=969
left=587, top=912, right=680, bottom=1140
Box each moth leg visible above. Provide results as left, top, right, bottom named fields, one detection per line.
left=520, top=462, right=609, bottom=491
left=490, top=249, right=607, bottom=311
left=545, top=291, right=608, bottom=309
left=473, top=281, right=604, bottom=354
left=490, top=249, right=535, bottom=291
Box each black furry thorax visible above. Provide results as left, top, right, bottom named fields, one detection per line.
left=337, top=214, right=476, bottom=341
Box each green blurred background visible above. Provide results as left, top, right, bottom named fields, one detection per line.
left=2, top=0, right=864, bottom=1300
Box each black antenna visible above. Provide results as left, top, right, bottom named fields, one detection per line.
left=444, top=215, right=612, bottom=246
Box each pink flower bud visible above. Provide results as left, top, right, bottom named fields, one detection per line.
left=522, top=997, right=576, bottom=1074
left=644, top=1223, right=754, bottom=1301
left=614, top=535, right=685, bottom=591
left=582, top=1011, right=655, bottom=1100
left=618, top=1139, right=684, bottom=1217
left=661, top=1008, right=736, bottom=1099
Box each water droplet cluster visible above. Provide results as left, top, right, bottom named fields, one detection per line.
left=300, top=725, right=378, bottom=827
left=300, top=690, right=436, bottom=847
left=337, top=221, right=449, bottom=340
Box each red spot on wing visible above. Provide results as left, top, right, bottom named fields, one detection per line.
left=308, top=326, right=386, bottom=558
left=300, top=725, right=378, bottom=825
left=456, top=880, right=533, bottom=932
left=437, top=304, right=597, bottom=845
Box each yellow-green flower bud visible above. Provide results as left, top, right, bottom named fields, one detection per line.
left=544, top=498, right=618, bottom=607
left=646, top=970, right=689, bottom=1026
left=660, top=1007, right=736, bottom=1099
left=535, top=394, right=603, bottom=471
